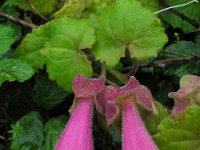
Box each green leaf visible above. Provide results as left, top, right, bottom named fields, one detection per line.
left=0, top=25, right=16, bottom=56
left=139, top=101, right=169, bottom=134
left=42, top=116, right=68, bottom=150
left=160, top=0, right=200, bottom=33
left=7, top=0, right=58, bottom=15
left=154, top=105, right=200, bottom=150
left=0, top=3, right=20, bottom=17
left=159, top=41, right=200, bottom=76
left=93, top=0, right=168, bottom=67
left=0, top=58, right=34, bottom=85
left=14, top=17, right=95, bottom=91
left=33, top=76, right=68, bottom=110
left=42, top=48, right=93, bottom=91
left=108, top=127, right=121, bottom=143
left=139, top=0, right=160, bottom=12
left=54, top=0, right=93, bottom=18
left=195, top=33, right=200, bottom=45
left=160, top=41, right=200, bottom=58
left=10, top=112, right=44, bottom=150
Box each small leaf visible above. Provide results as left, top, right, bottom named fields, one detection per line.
left=93, top=0, right=167, bottom=66
left=33, top=76, right=68, bottom=110
left=10, top=112, right=44, bottom=150
left=43, top=116, right=68, bottom=150
left=0, top=58, right=34, bottom=85
left=0, top=25, right=16, bottom=56
left=154, top=105, right=200, bottom=150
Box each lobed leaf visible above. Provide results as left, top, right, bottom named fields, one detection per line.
left=14, top=17, right=96, bottom=91
left=93, top=0, right=168, bottom=66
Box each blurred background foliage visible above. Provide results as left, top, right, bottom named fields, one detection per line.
left=0, top=0, right=200, bottom=149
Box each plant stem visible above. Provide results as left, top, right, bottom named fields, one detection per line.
left=0, top=12, right=38, bottom=28
left=106, top=65, right=128, bottom=84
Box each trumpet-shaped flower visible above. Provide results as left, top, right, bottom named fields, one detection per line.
left=168, top=75, right=200, bottom=115
left=55, top=75, right=105, bottom=150
left=96, top=76, right=158, bottom=150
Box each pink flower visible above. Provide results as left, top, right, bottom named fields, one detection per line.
left=168, top=75, right=200, bottom=116
left=55, top=75, right=105, bottom=150
left=96, top=76, right=158, bottom=150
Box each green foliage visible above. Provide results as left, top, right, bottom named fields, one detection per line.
left=6, top=0, right=58, bottom=15
left=154, top=105, right=200, bottom=150
left=43, top=116, right=68, bottom=150
left=33, top=76, right=67, bottom=110
left=139, top=0, right=160, bottom=12
left=54, top=0, right=114, bottom=18
left=0, top=25, right=16, bottom=56
left=160, top=0, right=200, bottom=33
left=0, top=58, right=34, bottom=85
left=54, top=0, right=93, bottom=18
left=14, top=17, right=95, bottom=91
left=1, top=0, right=200, bottom=149
left=10, top=112, right=44, bottom=150
left=93, top=0, right=168, bottom=66
left=159, top=40, right=200, bottom=76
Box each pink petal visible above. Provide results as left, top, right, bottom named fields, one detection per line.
left=135, top=85, right=154, bottom=111
left=122, top=100, right=158, bottom=150
left=169, top=75, right=200, bottom=100
left=168, top=75, right=200, bottom=115
left=95, top=89, right=107, bottom=115
left=105, top=104, right=120, bottom=125
left=96, top=76, right=154, bottom=124
left=105, top=86, right=121, bottom=102
left=171, top=99, right=194, bottom=115
left=120, top=76, right=140, bottom=96
left=73, top=74, right=105, bottom=98
left=55, top=98, right=93, bottom=150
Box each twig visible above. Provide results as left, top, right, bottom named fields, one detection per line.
left=120, top=55, right=200, bottom=72
left=0, top=135, right=7, bottom=141
left=106, top=65, right=128, bottom=84
left=127, top=60, right=140, bottom=76
left=27, top=2, right=48, bottom=20
left=152, top=55, right=200, bottom=65
left=0, top=11, right=38, bottom=28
